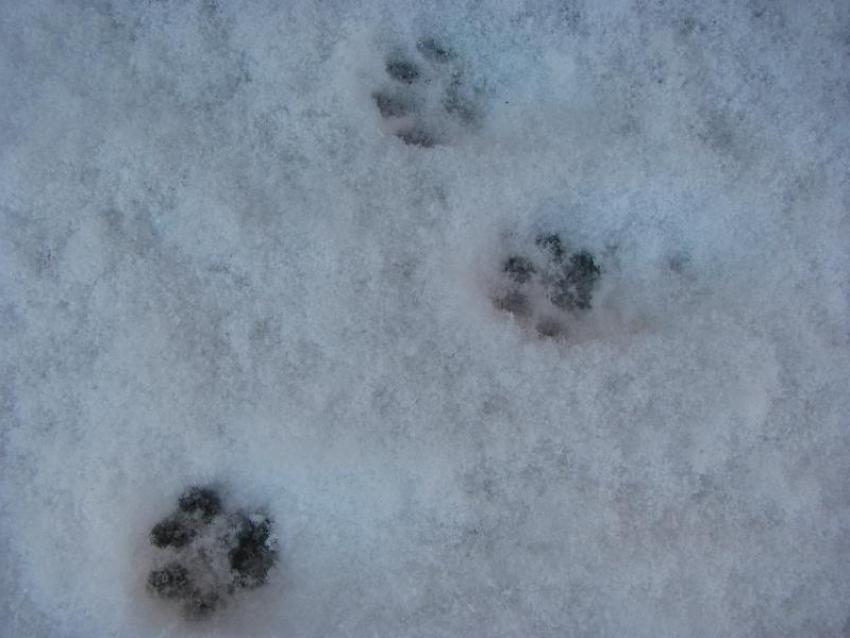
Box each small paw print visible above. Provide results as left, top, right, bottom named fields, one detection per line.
left=146, top=486, right=277, bottom=620
left=493, top=233, right=601, bottom=337
left=372, top=36, right=482, bottom=147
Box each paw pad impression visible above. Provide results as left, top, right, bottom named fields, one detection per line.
left=372, top=35, right=482, bottom=147
left=494, top=233, right=601, bottom=338
left=147, top=486, right=277, bottom=620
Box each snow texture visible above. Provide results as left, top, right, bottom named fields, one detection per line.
left=1, top=0, right=849, bottom=636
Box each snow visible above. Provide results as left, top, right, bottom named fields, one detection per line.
left=1, top=0, right=849, bottom=636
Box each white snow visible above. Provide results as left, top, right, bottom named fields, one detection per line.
left=1, top=0, right=849, bottom=636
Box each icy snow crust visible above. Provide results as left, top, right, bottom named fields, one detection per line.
left=1, top=0, right=849, bottom=636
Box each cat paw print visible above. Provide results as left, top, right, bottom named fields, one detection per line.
left=493, top=233, right=601, bottom=338
left=146, top=486, right=277, bottom=620
left=372, top=36, right=483, bottom=147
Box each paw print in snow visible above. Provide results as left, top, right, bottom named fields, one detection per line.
left=372, top=36, right=483, bottom=147
left=146, top=486, right=277, bottom=620
left=494, top=233, right=601, bottom=338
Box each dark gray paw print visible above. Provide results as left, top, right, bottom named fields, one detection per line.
left=494, top=233, right=601, bottom=337
left=372, top=36, right=482, bottom=147
left=147, top=486, right=277, bottom=620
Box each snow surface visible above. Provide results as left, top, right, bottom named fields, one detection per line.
left=1, top=0, right=849, bottom=636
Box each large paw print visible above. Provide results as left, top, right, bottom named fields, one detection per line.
left=372, top=36, right=482, bottom=147
left=147, top=486, right=277, bottom=620
left=493, top=233, right=601, bottom=338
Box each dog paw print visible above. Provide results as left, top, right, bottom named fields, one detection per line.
left=146, top=486, right=277, bottom=620
left=372, top=36, right=482, bottom=147
left=493, top=233, right=601, bottom=338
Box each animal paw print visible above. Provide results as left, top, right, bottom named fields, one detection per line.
left=494, top=233, right=601, bottom=338
left=372, top=36, right=482, bottom=147
left=147, top=486, right=277, bottom=620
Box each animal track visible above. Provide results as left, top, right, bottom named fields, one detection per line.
left=493, top=233, right=601, bottom=338
left=146, top=486, right=277, bottom=620
left=372, top=36, right=482, bottom=147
